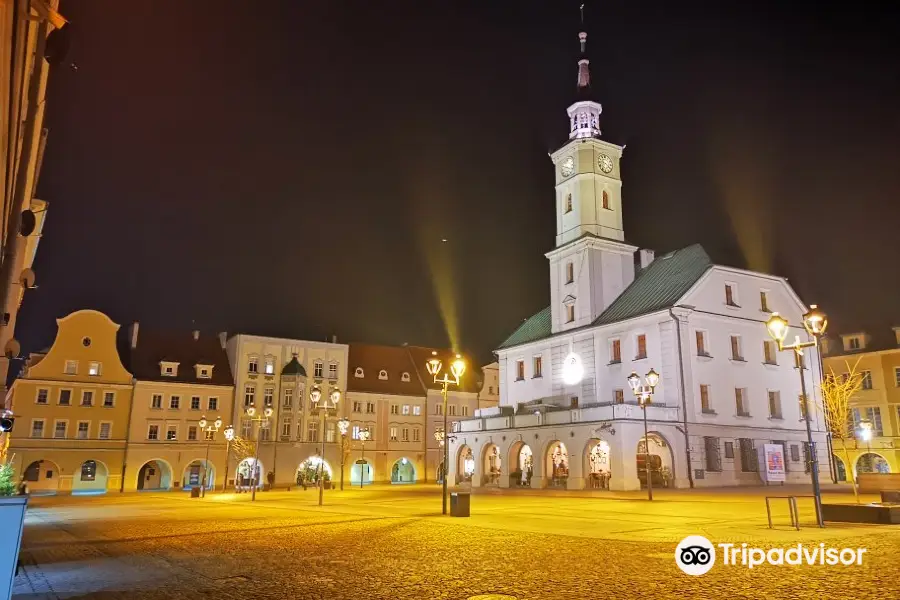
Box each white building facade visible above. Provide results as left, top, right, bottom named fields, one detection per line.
left=449, top=25, right=827, bottom=492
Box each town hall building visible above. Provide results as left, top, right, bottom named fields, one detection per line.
left=448, top=17, right=829, bottom=492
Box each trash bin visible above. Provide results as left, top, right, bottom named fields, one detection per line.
left=190, top=487, right=201, bottom=498
left=450, top=492, right=470, bottom=517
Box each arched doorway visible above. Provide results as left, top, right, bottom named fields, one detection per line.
left=482, top=444, right=501, bottom=486
left=585, top=439, right=612, bottom=489
left=391, top=458, right=416, bottom=484
left=297, top=456, right=332, bottom=486
left=182, top=460, right=215, bottom=490
left=833, top=456, right=847, bottom=482
left=350, top=459, right=373, bottom=486
left=455, top=445, right=474, bottom=484
left=72, top=459, right=109, bottom=494
left=545, top=441, right=569, bottom=488
left=236, top=458, right=263, bottom=490
left=137, top=459, right=172, bottom=491
left=508, top=441, right=533, bottom=487
left=22, top=459, right=60, bottom=494
left=636, top=432, right=674, bottom=489
left=856, top=453, right=890, bottom=475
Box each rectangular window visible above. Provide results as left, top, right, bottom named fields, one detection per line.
left=81, top=391, right=93, bottom=407
left=768, top=391, right=782, bottom=419
left=328, top=363, right=338, bottom=379
left=894, top=367, right=900, bottom=387
left=704, top=437, right=721, bottom=472
left=208, top=397, right=218, bottom=411
left=854, top=407, right=884, bottom=436
left=58, top=389, right=71, bottom=405
left=449, top=405, right=457, bottom=416
left=36, top=389, right=49, bottom=404
left=190, top=396, right=201, bottom=410
left=566, top=262, right=574, bottom=284
left=730, top=335, right=743, bottom=360
left=516, top=360, right=525, bottom=380
left=636, top=334, right=647, bottom=359
left=353, top=401, right=362, bottom=413
left=284, top=389, right=295, bottom=409
left=281, top=417, right=292, bottom=439
left=54, top=420, right=67, bottom=438
left=264, top=357, right=275, bottom=375
left=861, top=371, right=873, bottom=390
left=848, top=337, right=861, bottom=350
left=264, top=387, right=274, bottom=407
left=147, top=425, right=159, bottom=440
left=169, top=396, right=180, bottom=409
left=610, top=339, right=621, bottom=363
left=31, top=419, right=44, bottom=438
left=724, top=441, right=734, bottom=459
left=76, top=421, right=89, bottom=439
left=352, top=425, right=361, bottom=440
left=462, top=405, right=469, bottom=416
left=435, top=404, right=443, bottom=416
left=241, top=419, right=251, bottom=438
left=188, top=426, right=198, bottom=441
left=735, top=388, right=749, bottom=416
left=763, top=341, right=777, bottom=364
left=166, top=426, right=177, bottom=440
left=413, top=428, right=421, bottom=442
left=700, top=384, right=712, bottom=413
left=88, top=361, right=101, bottom=376
left=695, top=331, right=708, bottom=356
left=244, top=385, right=255, bottom=407
left=725, top=284, right=738, bottom=307
left=308, top=421, right=318, bottom=442
left=790, top=444, right=800, bottom=462
left=389, top=427, right=398, bottom=442
left=151, top=394, right=163, bottom=409
left=390, top=404, right=399, bottom=415
left=248, top=357, right=258, bottom=373
left=413, top=405, right=421, bottom=416
left=259, top=423, right=271, bottom=442
left=367, top=402, right=375, bottom=413
left=566, top=304, right=575, bottom=323
left=314, top=361, right=324, bottom=378
left=64, top=360, right=78, bottom=375
left=325, top=423, right=336, bottom=443
left=103, top=392, right=115, bottom=407
left=533, top=356, right=543, bottom=378
left=401, top=428, right=409, bottom=442
left=760, top=291, right=770, bottom=312
left=99, top=422, right=111, bottom=440
left=402, top=405, right=410, bottom=415
left=739, top=438, right=757, bottom=472
left=613, top=389, right=624, bottom=404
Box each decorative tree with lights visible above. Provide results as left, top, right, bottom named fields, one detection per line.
left=819, top=359, right=864, bottom=503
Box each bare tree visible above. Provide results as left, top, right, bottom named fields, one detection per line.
left=818, top=358, right=864, bottom=502
left=229, top=436, right=256, bottom=463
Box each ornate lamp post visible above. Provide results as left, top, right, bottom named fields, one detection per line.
left=245, top=401, right=273, bottom=502
left=310, top=385, right=341, bottom=506
left=197, top=415, right=223, bottom=498
left=627, top=368, right=660, bottom=501
left=765, top=304, right=828, bottom=527
left=425, top=351, right=466, bottom=515
left=222, top=424, right=234, bottom=492
left=858, top=419, right=873, bottom=472
left=338, top=417, right=350, bottom=490
left=358, top=427, right=370, bottom=488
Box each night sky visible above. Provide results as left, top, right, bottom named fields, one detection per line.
left=20, top=1, right=900, bottom=364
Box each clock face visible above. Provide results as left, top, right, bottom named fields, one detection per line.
left=598, top=154, right=614, bottom=174
left=560, top=156, right=575, bottom=177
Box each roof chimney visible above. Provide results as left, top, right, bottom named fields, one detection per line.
left=638, top=249, right=655, bottom=270
left=192, top=330, right=200, bottom=341
left=218, top=331, right=227, bottom=349
left=130, top=322, right=139, bottom=349
left=332, top=334, right=337, bottom=344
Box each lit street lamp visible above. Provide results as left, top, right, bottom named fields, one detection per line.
left=858, top=419, right=873, bottom=471
left=425, top=352, right=466, bottom=515
left=245, top=401, right=273, bottom=502
left=358, top=427, right=370, bottom=488
left=338, top=417, right=350, bottom=490
left=627, top=368, right=660, bottom=501
left=310, top=385, right=341, bottom=506
left=222, top=424, right=234, bottom=492
left=197, top=415, right=223, bottom=498
left=765, top=304, right=828, bottom=527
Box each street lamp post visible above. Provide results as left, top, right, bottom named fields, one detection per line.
left=627, top=369, right=660, bottom=501
left=197, top=416, right=224, bottom=498
left=765, top=304, right=828, bottom=528
left=425, top=352, right=466, bottom=516
left=310, top=385, right=341, bottom=506
left=433, top=428, right=449, bottom=484
left=358, top=428, right=370, bottom=488
left=222, top=424, right=234, bottom=492
left=858, top=419, right=873, bottom=473
left=245, top=401, right=273, bottom=502
left=338, top=417, right=350, bottom=491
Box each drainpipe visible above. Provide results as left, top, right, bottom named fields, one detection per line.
left=670, top=307, right=694, bottom=489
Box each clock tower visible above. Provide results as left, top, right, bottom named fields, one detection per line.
left=547, top=5, right=637, bottom=334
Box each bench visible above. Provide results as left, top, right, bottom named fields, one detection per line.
left=858, top=473, right=900, bottom=494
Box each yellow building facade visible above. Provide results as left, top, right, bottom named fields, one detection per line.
left=823, top=327, right=900, bottom=479
left=5, top=310, right=133, bottom=493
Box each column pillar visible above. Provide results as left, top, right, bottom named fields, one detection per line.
left=608, top=425, right=640, bottom=491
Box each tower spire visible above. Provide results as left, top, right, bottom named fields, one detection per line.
left=567, top=2, right=602, bottom=139
left=577, top=4, right=590, bottom=89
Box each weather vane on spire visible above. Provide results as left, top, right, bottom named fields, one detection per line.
left=577, top=3, right=590, bottom=89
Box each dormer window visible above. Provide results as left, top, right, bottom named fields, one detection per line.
left=842, top=335, right=865, bottom=352
left=354, top=367, right=364, bottom=378
left=195, top=364, right=214, bottom=379
left=160, top=361, right=179, bottom=377
left=401, top=372, right=411, bottom=382
left=378, top=369, right=388, bottom=380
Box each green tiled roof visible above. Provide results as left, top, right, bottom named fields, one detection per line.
left=496, top=244, right=712, bottom=350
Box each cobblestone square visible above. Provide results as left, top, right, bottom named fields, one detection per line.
left=13, top=485, right=900, bottom=599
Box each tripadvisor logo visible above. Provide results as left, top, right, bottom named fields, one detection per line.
left=675, top=536, right=867, bottom=575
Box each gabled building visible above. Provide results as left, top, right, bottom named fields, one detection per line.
left=120, top=324, right=235, bottom=491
